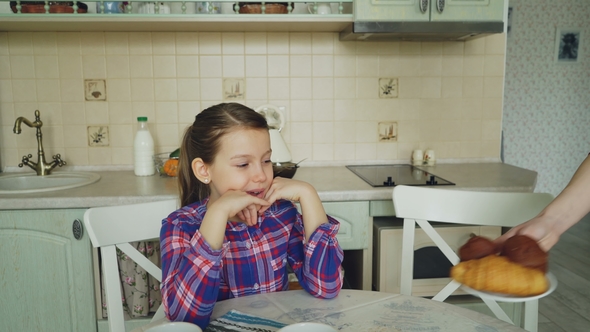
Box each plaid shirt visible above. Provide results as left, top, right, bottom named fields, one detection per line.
left=160, top=198, right=344, bottom=329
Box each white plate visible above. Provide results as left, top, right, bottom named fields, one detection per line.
left=145, top=322, right=202, bottom=332
left=278, top=322, right=337, bottom=332
left=460, top=272, right=558, bottom=302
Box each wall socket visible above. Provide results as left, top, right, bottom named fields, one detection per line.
left=88, top=126, right=109, bottom=147
left=378, top=121, right=397, bottom=142
left=379, top=78, right=398, bottom=98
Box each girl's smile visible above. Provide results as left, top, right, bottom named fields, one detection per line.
left=246, top=189, right=266, bottom=199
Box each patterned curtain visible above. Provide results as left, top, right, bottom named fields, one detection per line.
left=100, top=240, right=162, bottom=319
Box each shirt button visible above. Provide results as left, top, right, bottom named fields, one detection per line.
left=246, top=242, right=252, bottom=249
left=254, top=283, right=260, bottom=290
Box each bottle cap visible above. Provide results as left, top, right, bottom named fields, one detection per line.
left=137, top=116, right=148, bottom=122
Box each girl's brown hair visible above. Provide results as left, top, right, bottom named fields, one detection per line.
left=178, top=103, right=269, bottom=207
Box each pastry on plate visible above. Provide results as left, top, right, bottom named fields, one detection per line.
left=451, top=254, right=548, bottom=296
left=451, top=235, right=549, bottom=296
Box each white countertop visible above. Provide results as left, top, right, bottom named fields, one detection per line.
left=0, top=163, right=537, bottom=210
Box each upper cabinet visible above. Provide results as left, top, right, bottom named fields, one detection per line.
left=0, top=0, right=354, bottom=32
left=354, top=0, right=505, bottom=22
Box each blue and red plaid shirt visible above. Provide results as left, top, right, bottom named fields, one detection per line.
left=160, top=198, right=344, bottom=329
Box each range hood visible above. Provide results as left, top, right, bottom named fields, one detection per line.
left=339, top=21, right=504, bottom=42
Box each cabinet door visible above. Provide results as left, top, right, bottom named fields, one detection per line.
left=355, top=0, right=430, bottom=22
left=430, top=0, right=505, bottom=22
left=323, top=201, right=370, bottom=250
left=355, top=0, right=504, bottom=22
left=0, top=209, right=96, bottom=332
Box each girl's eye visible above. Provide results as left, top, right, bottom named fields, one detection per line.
left=264, top=159, right=272, bottom=164
left=237, top=163, right=248, bottom=168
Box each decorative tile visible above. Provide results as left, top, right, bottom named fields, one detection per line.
left=84, top=79, right=106, bottom=101
left=378, top=121, right=397, bottom=142
left=378, top=78, right=398, bottom=98
left=87, top=126, right=109, bottom=147
left=223, top=78, right=245, bottom=100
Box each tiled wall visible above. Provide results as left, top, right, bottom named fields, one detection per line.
left=503, top=0, right=590, bottom=196
left=0, top=31, right=506, bottom=170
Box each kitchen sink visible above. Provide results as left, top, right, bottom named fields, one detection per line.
left=0, top=171, right=101, bottom=194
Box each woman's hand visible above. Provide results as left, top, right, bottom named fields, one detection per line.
left=493, top=215, right=561, bottom=252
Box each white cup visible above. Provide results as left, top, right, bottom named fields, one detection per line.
left=424, top=149, right=436, bottom=165
left=412, top=149, right=424, bottom=165
left=308, top=3, right=332, bottom=14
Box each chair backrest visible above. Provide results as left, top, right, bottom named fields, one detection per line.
left=84, top=199, right=178, bottom=332
left=392, top=185, right=553, bottom=331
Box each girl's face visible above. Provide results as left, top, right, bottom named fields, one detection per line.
left=207, top=128, right=273, bottom=203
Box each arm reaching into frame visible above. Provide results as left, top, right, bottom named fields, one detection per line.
left=495, top=154, right=590, bottom=252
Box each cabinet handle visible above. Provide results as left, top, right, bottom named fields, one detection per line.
left=72, top=219, right=84, bottom=240
left=436, top=0, right=445, bottom=13
left=418, top=0, right=429, bottom=13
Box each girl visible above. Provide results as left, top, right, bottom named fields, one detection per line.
left=160, top=103, right=344, bottom=329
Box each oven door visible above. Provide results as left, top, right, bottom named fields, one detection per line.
left=373, top=218, right=501, bottom=297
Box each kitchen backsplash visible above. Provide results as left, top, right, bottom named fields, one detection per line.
left=0, top=31, right=506, bottom=170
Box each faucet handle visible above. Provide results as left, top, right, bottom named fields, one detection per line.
left=18, top=154, right=33, bottom=168
left=53, top=154, right=67, bottom=167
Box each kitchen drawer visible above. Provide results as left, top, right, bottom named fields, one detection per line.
left=370, top=200, right=395, bottom=217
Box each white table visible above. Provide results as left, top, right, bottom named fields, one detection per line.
left=138, top=289, right=525, bottom=331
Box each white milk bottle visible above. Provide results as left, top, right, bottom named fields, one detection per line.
left=134, top=116, right=155, bottom=176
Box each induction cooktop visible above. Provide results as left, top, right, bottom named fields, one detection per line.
left=346, top=164, right=455, bottom=187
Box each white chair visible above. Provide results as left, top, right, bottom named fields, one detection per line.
left=392, top=185, right=553, bottom=332
left=84, top=199, right=178, bottom=332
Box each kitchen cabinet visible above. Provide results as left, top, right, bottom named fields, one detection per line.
left=297, top=201, right=372, bottom=290
left=355, top=0, right=505, bottom=22
left=0, top=209, right=96, bottom=332
left=0, top=0, right=354, bottom=32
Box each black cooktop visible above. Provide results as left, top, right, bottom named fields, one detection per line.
left=346, top=164, right=455, bottom=187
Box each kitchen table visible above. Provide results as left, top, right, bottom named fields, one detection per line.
left=136, top=289, right=525, bottom=331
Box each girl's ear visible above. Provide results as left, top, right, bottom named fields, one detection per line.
left=191, top=158, right=210, bottom=184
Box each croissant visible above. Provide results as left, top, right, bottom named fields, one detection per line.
left=451, top=255, right=548, bottom=296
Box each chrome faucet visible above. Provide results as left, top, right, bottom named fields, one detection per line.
left=13, top=110, right=66, bottom=176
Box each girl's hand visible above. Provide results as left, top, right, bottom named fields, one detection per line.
left=258, top=177, right=313, bottom=214
left=210, top=190, right=270, bottom=227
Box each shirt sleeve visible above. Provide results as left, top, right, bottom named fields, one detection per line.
left=159, top=214, right=229, bottom=329
left=287, top=211, right=344, bottom=299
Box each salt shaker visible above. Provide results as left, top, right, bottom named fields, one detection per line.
left=412, top=150, right=424, bottom=166
left=424, top=150, right=436, bottom=166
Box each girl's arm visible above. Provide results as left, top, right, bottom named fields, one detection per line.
left=160, top=211, right=227, bottom=329
left=160, top=193, right=270, bottom=327
left=263, top=177, right=328, bottom=239
left=287, top=209, right=344, bottom=299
